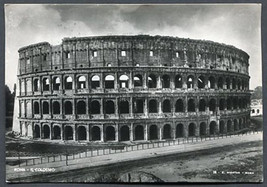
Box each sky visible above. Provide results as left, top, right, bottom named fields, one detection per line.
left=5, top=4, right=261, bottom=90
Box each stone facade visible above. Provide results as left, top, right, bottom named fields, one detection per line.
left=13, top=35, right=251, bottom=142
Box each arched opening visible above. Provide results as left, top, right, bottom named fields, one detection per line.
left=234, top=119, right=238, bottom=131
left=77, top=101, right=86, bottom=114
left=238, top=98, right=243, bottom=109
left=77, top=76, right=86, bottom=89
left=163, top=124, right=171, bottom=139
left=91, top=126, right=101, bottom=141
left=91, top=75, right=100, bottom=89
left=227, top=98, right=232, bottom=110
left=239, top=119, right=242, bottom=129
left=149, top=125, right=158, bottom=140
left=233, top=97, right=238, bottom=109
left=237, top=79, right=241, bottom=90
left=43, top=78, right=49, bottom=91
left=34, top=102, right=39, bottom=114
left=42, top=101, right=49, bottom=114
left=64, top=101, right=73, bottom=115
left=176, top=124, right=184, bottom=138
left=53, top=126, right=61, bottom=139
left=187, top=75, right=194, bottom=89
left=198, top=76, right=205, bottom=89
left=227, top=120, right=232, bottom=133
left=43, top=125, right=50, bottom=139
left=52, top=101, right=60, bottom=114
left=149, top=99, right=158, bottom=113
left=33, top=79, right=39, bottom=91
left=105, top=100, right=115, bottom=114
left=91, top=100, right=100, bottom=114
left=163, top=99, right=171, bottom=113
left=232, top=78, right=236, bottom=89
left=53, top=77, right=60, bottom=90
left=219, top=121, right=225, bottom=134
left=106, top=126, right=115, bottom=141
left=219, top=99, right=225, bottom=110
left=209, top=99, right=216, bottom=112
left=65, top=126, right=73, bottom=140
left=120, top=126, right=130, bottom=141
left=188, top=99, right=195, bottom=112
left=188, top=123, right=196, bottom=137
left=199, top=99, right=206, bottom=112
left=226, top=78, right=231, bottom=89
left=65, top=76, right=73, bottom=90
left=200, top=122, right=206, bottom=136
left=209, top=121, right=216, bottom=135
left=119, top=100, right=129, bottom=114
left=218, top=77, right=224, bottom=89
left=148, top=74, right=157, bottom=88
left=134, top=74, right=143, bottom=87
left=175, top=75, right=182, bottom=88
left=162, top=75, right=170, bottom=88
left=77, top=126, right=87, bottom=140
left=119, top=75, right=129, bottom=88
left=135, top=125, right=144, bottom=140
left=105, top=75, right=115, bottom=89
left=208, top=76, right=215, bottom=89
left=34, top=125, right=40, bottom=138
left=135, top=99, right=144, bottom=113
left=175, top=99, right=184, bottom=112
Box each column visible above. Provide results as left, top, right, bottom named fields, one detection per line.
left=159, top=126, right=162, bottom=140
left=172, top=125, right=176, bottom=140
left=73, top=125, right=76, bottom=141
left=115, top=124, right=119, bottom=142
left=61, top=125, right=64, bottom=140
left=129, top=71, right=133, bottom=89
left=143, top=72, right=147, bottom=89
left=170, top=75, right=175, bottom=89
left=86, top=125, right=90, bottom=142
left=157, top=75, right=161, bottom=88
left=158, top=99, right=162, bottom=114
left=129, top=97, right=133, bottom=117
left=50, top=124, right=53, bottom=140
left=100, top=98, right=104, bottom=115
left=115, top=98, right=119, bottom=116
left=101, top=125, right=104, bottom=142
left=144, top=98, right=148, bottom=116
left=144, top=124, right=148, bottom=141
left=130, top=123, right=134, bottom=141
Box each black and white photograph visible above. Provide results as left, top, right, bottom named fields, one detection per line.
left=5, top=4, right=263, bottom=183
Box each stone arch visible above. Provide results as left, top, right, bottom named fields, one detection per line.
left=91, top=126, right=101, bottom=141
left=209, top=121, right=217, bottom=135
left=42, top=77, right=50, bottom=91
left=77, top=126, right=87, bottom=140
left=43, top=124, right=50, bottom=139
left=233, top=97, right=238, bottom=109
left=105, top=75, right=115, bottom=89
left=134, top=74, right=143, bottom=87
left=163, top=124, right=171, bottom=139
left=175, top=99, right=184, bottom=112
left=187, top=75, right=194, bottom=89
left=148, top=74, right=157, bottom=88
left=77, top=100, right=86, bottom=114
left=91, top=100, right=100, bottom=114
left=227, top=120, right=232, bottom=133
left=175, top=75, right=182, bottom=88
left=64, top=101, right=73, bottom=115
left=232, top=78, right=236, bottom=89
left=149, top=99, right=158, bottom=113
left=52, top=101, right=60, bottom=114
left=239, top=118, right=243, bottom=129
left=208, top=76, right=215, bottom=89
left=226, top=78, right=231, bottom=89
left=200, top=122, right=207, bottom=136
left=105, top=100, right=115, bottom=114
left=33, top=102, right=39, bottom=114
left=53, top=77, right=60, bottom=90
left=218, top=77, right=224, bottom=89
left=120, top=125, right=130, bottom=141
left=34, top=124, right=40, bottom=138
left=64, top=76, right=73, bottom=90
left=42, top=101, right=49, bottom=114
left=209, top=98, right=216, bottom=112
left=77, top=75, right=86, bottom=89
left=119, top=74, right=129, bottom=88
left=119, top=100, right=129, bottom=114
left=134, top=125, right=144, bottom=140
left=234, top=119, right=239, bottom=131
left=135, top=99, right=144, bottom=113
left=33, top=79, right=40, bottom=91
left=219, top=99, right=225, bottom=110
left=65, top=126, right=73, bottom=140
left=91, top=75, right=100, bottom=89
left=163, top=99, right=171, bottom=113
left=188, top=123, right=196, bottom=137
left=219, top=121, right=225, bottom=134
left=198, top=75, right=205, bottom=89
left=53, top=125, right=61, bottom=139
left=176, top=123, right=184, bottom=138
left=106, top=126, right=115, bottom=141
left=162, top=74, right=170, bottom=88
left=227, top=97, right=232, bottom=110
left=199, top=99, right=206, bottom=112
left=188, top=99, right=195, bottom=112
left=149, top=125, right=158, bottom=140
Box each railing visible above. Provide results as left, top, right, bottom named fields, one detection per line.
left=16, top=130, right=261, bottom=167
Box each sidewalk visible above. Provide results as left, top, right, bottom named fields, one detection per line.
left=6, top=132, right=262, bottom=181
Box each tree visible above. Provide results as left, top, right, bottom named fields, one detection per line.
left=251, top=86, right=262, bottom=100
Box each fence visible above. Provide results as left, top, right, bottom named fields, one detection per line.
left=18, top=130, right=261, bottom=167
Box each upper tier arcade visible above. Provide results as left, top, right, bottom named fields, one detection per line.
left=18, top=35, right=249, bottom=75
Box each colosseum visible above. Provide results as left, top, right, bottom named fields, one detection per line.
left=13, top=35, right=251, bottom=142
